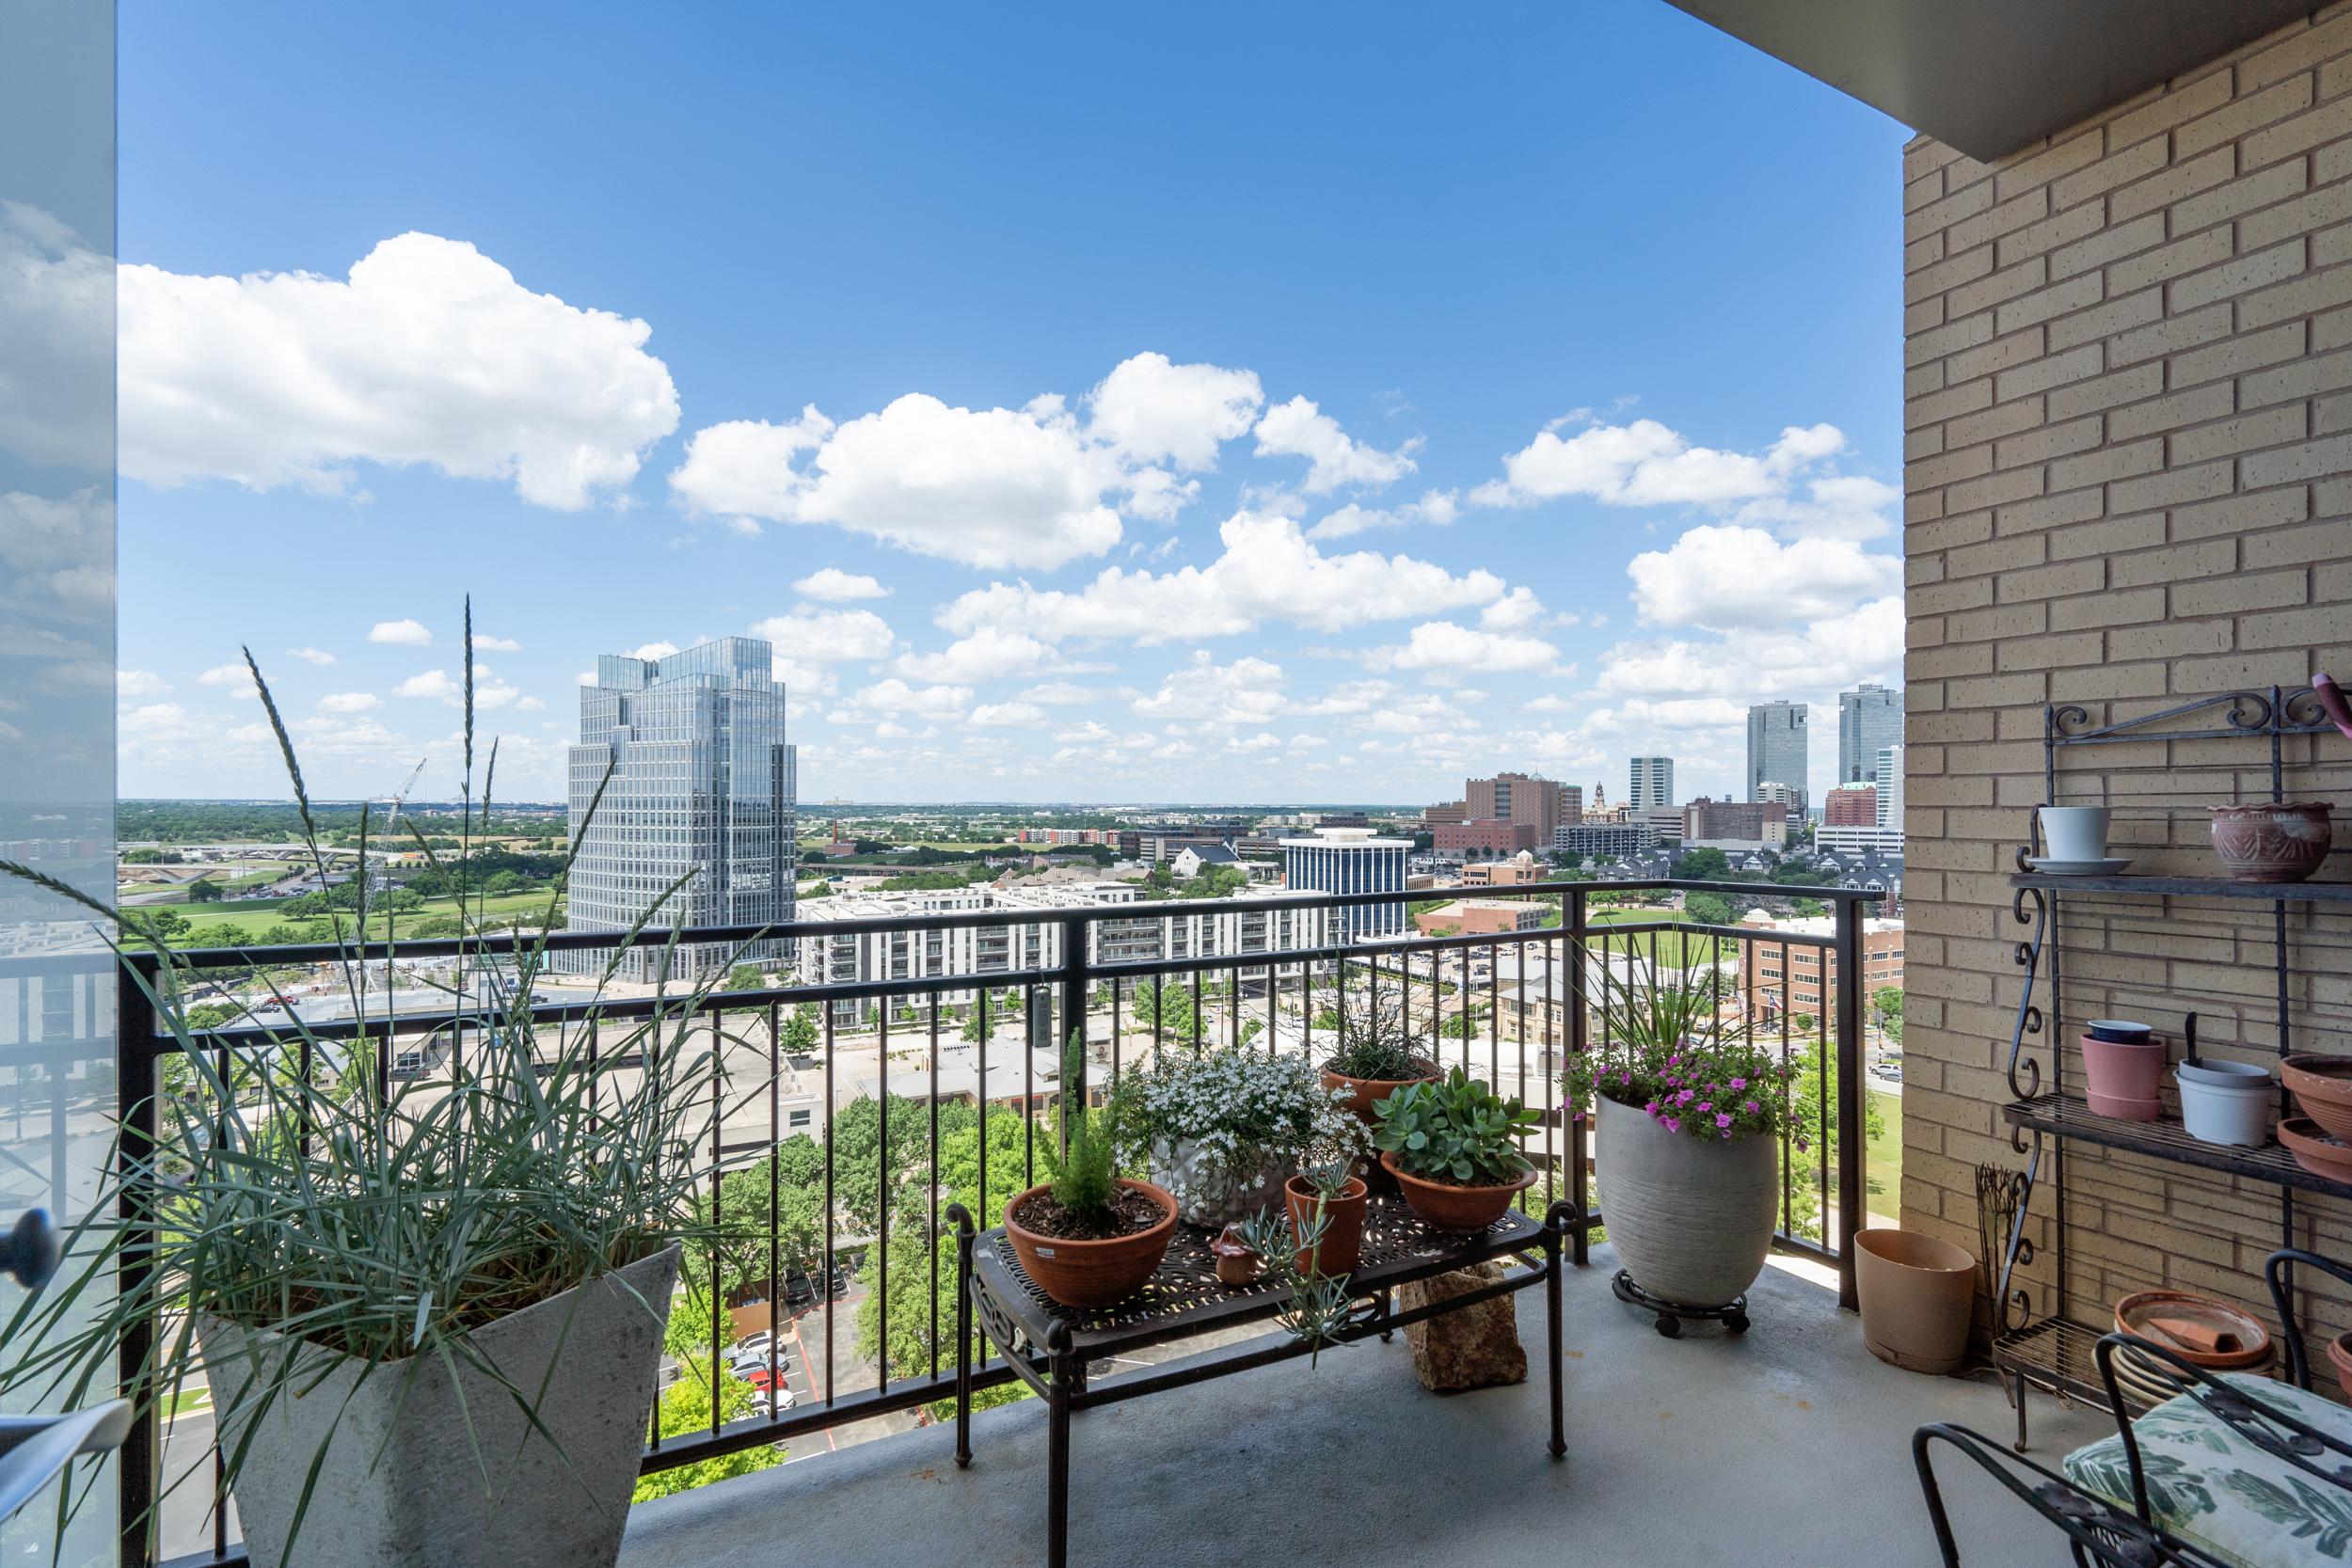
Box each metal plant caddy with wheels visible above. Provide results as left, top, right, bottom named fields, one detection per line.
left=1990, top=687, right=2352, bottom=1451
left=950, top=1196, right=1574, bottom=1568
left=1610, top=1270, right=1750, bottom=1338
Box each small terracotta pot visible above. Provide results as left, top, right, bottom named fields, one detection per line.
left=2209, top=802, right=2333, bottom=883
left=2328, top=1331, right=2352, bottom=1403
left=2280, top=1117, right=2352, bottom=1183
left=1004, top=1179, right=1178, bottom=1310
left=2281, top=1053, right=2352, bottom=1142
left=2080, top=1032, right=2165, bottom=1118
left=1380, top=1149, right=1536, bottom=1233
left=1322, top=1059, right=1439, bottom=1123
left=1855, top=1228, right=1977, bottom=1376
left=1285, top=1174, right=1369, bottom=1276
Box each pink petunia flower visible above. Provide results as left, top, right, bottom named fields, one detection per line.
left=1715, top=1113, right=1733, bottom=1129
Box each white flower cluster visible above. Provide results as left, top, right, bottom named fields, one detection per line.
left=1122, top=1046, right=1367, bottom=1211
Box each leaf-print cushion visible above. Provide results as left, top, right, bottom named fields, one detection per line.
left=2064, top=1372, right=2352, bottom=1568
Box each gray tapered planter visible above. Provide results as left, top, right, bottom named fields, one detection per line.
left=200, top=1244, right=679, bottom=1568
left=1596, top=1095, right=1777, bottom=1310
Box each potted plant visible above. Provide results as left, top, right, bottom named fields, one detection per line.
left=1285, top=1157, right=1371, bottom=1277
left=0, top=618, right=737, bottom=1568
left=1003, top=1033, right=1178, bottom=1310
left=1319, top=984, right=1438, bottom=1122
left=1121, top=1042, right=1362, bottom=1226
left=1562, top=949, right=1799, bottom=1313
left=1371, top=1069, right=1540, bottom=1233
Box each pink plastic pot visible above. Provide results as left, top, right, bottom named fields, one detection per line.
left=2081, top=1032, right=2165, bottom=1120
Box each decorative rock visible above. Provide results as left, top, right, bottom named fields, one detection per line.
left=1399, top=1262, right=1526, bottom=1391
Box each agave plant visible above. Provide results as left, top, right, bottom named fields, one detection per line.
left=0, top=600, right=775, bottom=1559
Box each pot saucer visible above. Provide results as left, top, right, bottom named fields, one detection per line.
left=2026, top=856, right=2134, bottom=875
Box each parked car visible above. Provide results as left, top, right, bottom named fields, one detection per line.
left=753, top=1386, right=796, bottom=1417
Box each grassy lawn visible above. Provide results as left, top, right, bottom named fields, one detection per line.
left=171, top=889, right=559, bottom=937
left=1867, top=1087, right=1902, bottom=1215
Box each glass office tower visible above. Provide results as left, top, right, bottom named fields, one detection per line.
left=1279, top=827, right=1408, bottom=942
left=561, top=637, right=795, bottom=981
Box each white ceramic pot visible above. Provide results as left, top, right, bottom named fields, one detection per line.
left=1595, top=1093, right=1779, bottom=1310
left=2176, top=1060, right=2275, bottom=1148
left=202, top=1244, right=679, bottom=1568
left=2040, top=806, right=2112, bottom=862
left=1149, top=1136, right=1293, bottom=1227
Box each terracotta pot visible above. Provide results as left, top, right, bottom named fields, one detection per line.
left=2281, top=1053, right=2352, bottom=1142
left=1321, top=1059, right=1439, bottom=1123
left=1855, top=1228, right=1977, bottom=1376
left=2208, top=802, right=2333, bottom=883
left=2328, top=1331, right=2352, bottom=1402
left=2112, top=1290, right=2273, bottom=1406
left=1285, top=1173, right=1369, bottom=1276
left=1004, top=1179, right=1178, bottom=1310
left=1380, top=1149, right=1535, bottom=1234
left=2280, top=1117, right=2352, bottom=1183
left=2080, top=1033, right=2165, bottom=1119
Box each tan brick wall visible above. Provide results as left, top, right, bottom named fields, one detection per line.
left=1902, top=7, right=2352, bottom=1370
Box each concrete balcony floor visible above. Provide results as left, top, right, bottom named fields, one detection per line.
left=620, top=1243, right=2109, bottom=1568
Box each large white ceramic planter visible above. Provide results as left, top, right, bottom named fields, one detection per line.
left=1595, top=1094, right=1778, bottom=1311
left=1149, top=1136, right=1292, bottom=1227
left=201, top=1244, right=680, bottom=1568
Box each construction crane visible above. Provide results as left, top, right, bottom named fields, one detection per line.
left=382, top=757, right=428, bottom=835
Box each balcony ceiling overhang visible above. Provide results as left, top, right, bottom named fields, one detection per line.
left=1661, top=0, right=2322, bottom=161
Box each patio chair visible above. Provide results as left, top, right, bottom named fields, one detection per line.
left=1915, top=1247, right=2352, bottom=1568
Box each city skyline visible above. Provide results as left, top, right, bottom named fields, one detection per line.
left=106, top=4, right=1908, bottom=810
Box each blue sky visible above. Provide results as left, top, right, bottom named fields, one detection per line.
left=111, top=1, right=1909, bottom=806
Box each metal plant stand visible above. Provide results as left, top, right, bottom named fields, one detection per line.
left=1990, top=688, right=2352, bottom=1450
left=1610, top=1270, right=1749, bottom=1337
left=951, top=1196, right=1573, bottom=1568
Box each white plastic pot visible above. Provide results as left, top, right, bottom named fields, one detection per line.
left=2175, top=1060, right=2274, bottom=1148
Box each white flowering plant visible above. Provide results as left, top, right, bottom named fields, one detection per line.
left=1118, top=1045, right=1366, bottom=1216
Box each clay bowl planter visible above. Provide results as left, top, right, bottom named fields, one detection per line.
left=1855, top=1228, right=1978, bottom=1376
left=1322, top=1057, right=1440, bottom=1123
left=2281, top=1053, right=2352, bottom=1142
left=2080, top=1032, right=2166, bottom=1122
left=1379, top=1150, right=1535, bottom=1234
left=2280, top=1117, right=2352, bottom=1184
left=1285, top=1173, right=1369, bottom=1276
left=2328, top=1331, right=2352, bottom=1402
left=1004, top=1179, right=1178, bottom=1310
left=2208, top=801, right=2333, bottom=883
left=2112, top=1289, right=2272, bottom=1407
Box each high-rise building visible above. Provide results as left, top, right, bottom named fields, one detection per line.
left=1876, top=744, right=1906, bottom=829
left=1629, top=755, right=1675, bottom=810
left=1280, top=827, right=1409, bottom=942
left=1747, top=702, right=1809, bottom=811
left=1838, top=684, right=1905, bottom=784
left=1465, top=772, right=1577, bottom=838
left=562, top=636, right=796, bottom=981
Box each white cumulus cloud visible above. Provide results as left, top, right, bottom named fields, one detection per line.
left=393, top=669, right=459, bottom=700
left=1252, top=396, right=1419, bottom=494
left=1371, top=622, right=1565, bottom=678
left=791, top=567, right=892, bottom=601
left=285, top=646, right=336, bottom=665
left=317, top=691, right=381, bottom=714
left=1131, top=653, right=1286, bottom=726
left=1084, top=352, right=1263, bottom=469
left=119, top=232, right=678, bottom=508
left=368, top=619, right=433, bottom=646
left=1627, top=525, right=1901, bottom=629
left=938, top=510, right=1508, bottom=646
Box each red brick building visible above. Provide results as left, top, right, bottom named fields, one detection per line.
left=1434, top=817, right=1540, bottom=857
left=1824, top=784, right=1879, bottom=828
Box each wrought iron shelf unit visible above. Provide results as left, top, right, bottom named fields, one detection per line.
left=1990, top=686, right=2341, bottom=1452
left=2009, top=871, right=2352, bottom=904
left=2001, top=1093, right=2352, bottom=1200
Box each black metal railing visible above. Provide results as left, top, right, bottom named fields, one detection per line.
left=114, top=878, right=1881, bottom=1568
